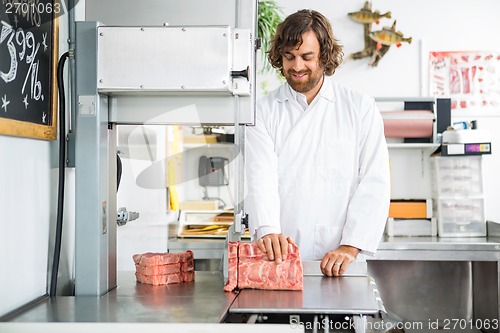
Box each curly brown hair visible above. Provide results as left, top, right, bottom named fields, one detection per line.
left=267, top=9, right=343, bottom=76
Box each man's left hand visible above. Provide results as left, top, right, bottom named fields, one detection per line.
left=320, top=245, right=360, bottom=277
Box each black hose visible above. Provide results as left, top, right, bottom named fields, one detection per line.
left=50, top=51, right=69, bottom=297
left=117, top=154, right=122, bottom=191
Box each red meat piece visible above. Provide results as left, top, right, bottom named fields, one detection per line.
left=133, top=251, right=195, bottom=285
left=135, top=263, right=181, bottom=276
left=182, top=271, right=195, bottom=283
left=224, top=242, right=303, bottom=292
left=223, top=242, right=239, bottom=292
left=133, top=250, right=194, bottom=266
left=135, top=272, right=181, bottom=285
left=181, top=259, right=195, bottom=272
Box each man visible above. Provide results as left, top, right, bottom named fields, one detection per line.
left=245, top=9, right=390, bottom=277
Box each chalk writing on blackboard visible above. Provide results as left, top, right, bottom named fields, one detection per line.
left=0, top=0, right=63, bottom=140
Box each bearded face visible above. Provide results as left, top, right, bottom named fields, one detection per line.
left=282, top=31, right=324, bottom=101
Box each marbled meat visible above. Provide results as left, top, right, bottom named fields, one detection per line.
left=224, top=242, right=303, bottom=292
left=132, top=250, right=195, bottom=286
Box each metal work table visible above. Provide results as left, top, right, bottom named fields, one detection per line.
left=9, top=272, right=234, bottom=324
left=168, top=231, right=500, bottom=330
left=8, top=270, right=384, bottom=328
left=376, top=235, right=500, bottom=261
left=8, top=232, right=498, bottom=329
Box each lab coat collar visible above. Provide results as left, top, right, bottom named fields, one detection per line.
left=276, top=75, right=336, bottom=104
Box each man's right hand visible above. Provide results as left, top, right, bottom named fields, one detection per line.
left=257, top=233, right=294, bottom=263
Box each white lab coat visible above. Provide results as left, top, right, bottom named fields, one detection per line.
left=245, top=76, right=390, bottom=260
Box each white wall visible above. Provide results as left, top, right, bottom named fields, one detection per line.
left=1, top=0, right=500, bottom=318
left=0, top=137, right=52, bottom=316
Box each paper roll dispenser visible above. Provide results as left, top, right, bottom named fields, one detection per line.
left=381, top=110, right=434, bottom=139
left=379, top=98, right=451, bottom=144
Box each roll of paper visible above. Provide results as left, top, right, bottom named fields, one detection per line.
left=381, top=110, right=434, bottom=138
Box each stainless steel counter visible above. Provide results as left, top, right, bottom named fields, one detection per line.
left=8, top=270, right=384, bottom=326
left=8, top=231, right=499, bottom=329
left=375, top=235, right=500, bottom=261
left=168, top=233, right=500, bottom=331
left=9, top=272, right=235, bottom=323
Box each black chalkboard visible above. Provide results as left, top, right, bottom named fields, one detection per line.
left=0, top=0, right=58, bottom=140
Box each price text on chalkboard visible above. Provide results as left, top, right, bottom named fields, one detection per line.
left=0, top=0, right=59, bottom=140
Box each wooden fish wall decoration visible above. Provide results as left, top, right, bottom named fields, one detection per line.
left=348, top=1, right=412, bottom=67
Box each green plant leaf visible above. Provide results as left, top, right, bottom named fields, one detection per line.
left=257, top=0, right=283, bottom=73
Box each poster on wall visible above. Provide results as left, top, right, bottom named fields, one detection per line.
left=429, top=51, right=500, bottom=114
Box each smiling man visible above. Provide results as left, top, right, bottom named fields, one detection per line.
left=245, top=9, right=390, bottom=276
left=282, top=30, right=324, bottom=102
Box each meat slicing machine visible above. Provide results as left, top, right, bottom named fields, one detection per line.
left=68, top=1, right=388, bottom=331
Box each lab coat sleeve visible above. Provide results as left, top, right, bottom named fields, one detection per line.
left=340, top=97, right=390, bottom=256
left=245, top=100, right=281, bottom=242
